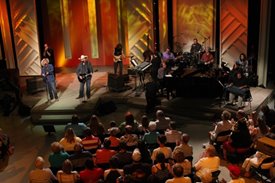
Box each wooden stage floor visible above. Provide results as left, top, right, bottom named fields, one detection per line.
left=29, top=71, right=274, bottom=125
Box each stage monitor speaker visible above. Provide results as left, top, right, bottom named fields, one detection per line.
left=95, top=99, right=117, bottom=116
left=108, top=73, right=125, bottom=92
left=26, top=77, right=45, bottom=94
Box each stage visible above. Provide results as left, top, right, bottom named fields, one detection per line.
left=29, top=70, right=274, bottom=125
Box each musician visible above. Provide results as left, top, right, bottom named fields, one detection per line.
left=198, top=47, right=214, bottom=73
left=113, top=43, right=124, bottom=75
left=162, top=47, right=175, bottom=69
left=226, top=71, right=250, bottom=108
left=150, top=52, right=162, bottom=82
left=76, top=55, right=93, bottom=99
left=233, top=53, right=249, bottom=77
left=190, top=38, right=202, bottom=62
left=41, top=58, right=58, bottom=101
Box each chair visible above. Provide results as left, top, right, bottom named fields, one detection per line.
left=251, top=157, right=275, bottom=183
left=211, top=170, right=221, bottom=183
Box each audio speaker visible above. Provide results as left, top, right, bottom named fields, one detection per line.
left=108, top=73, right=125, bottom=92
left=26, top=77, right=45, bottom=94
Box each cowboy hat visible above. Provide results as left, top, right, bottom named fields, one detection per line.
left=78, top=55, right=88, bottom=61
left=41, top=58, right=49, bottom=66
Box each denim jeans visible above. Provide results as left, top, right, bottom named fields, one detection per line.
left=46, top=80, right=58, bottom=99
left=79, top=78, right=91, bottom=98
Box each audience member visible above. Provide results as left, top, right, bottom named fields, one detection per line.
left=106, top=127, right=120, bottom=150
left=123, top=148, right=152, bottom=182
left=142, top=121, right=160, bottom=151
left=194, top=145, right=220, bottom=183
left=79, top=159, right=104, bottom=183
left=266, top=125, right=275, bottom=139
left=151, top=152, right=172, bottom=182
left=138, top=114, right=150, bottom=136
left=112, top=142, right=133, bottom=169
left=107, top=121, right=120, bottom=137
left=165, top=121, right=182, bottom=149
left=151, top=135, right=172, bottom=162
left=0, top=128, right=13, bottom=172
left=104, top=157, right=124, bottom=183
left=48, top=142, right=70, bottom=175
left=95, top=139, right=116, bottom=169
left=120, top=125, right=139, bottom=151
left=221, top=165, right=245, bottom=183
left=119, top=111, right=139, bottom=135
left=65, top=114, right=88, bottom=138
left=68, top=142, right=93, bottom=171
left=137, top=140, right=153, bottom=164
left=172, top=133, right=193, bottom=158
left=172, top=151, right=192, bottom=176
left=81, top=129, right=101, bottom=154
left=29, top=156, right=57, bottom=183
left=57, top=159, right=79, bottom=183
left=59, top=128, right=82, bottom=153
left=165, top=164, right=191, bottom=183
left=89, top=114, right=105, bottom=142
left=209, top=110, right=233, bottom=143
left=155, top=110, right=171, bottom=133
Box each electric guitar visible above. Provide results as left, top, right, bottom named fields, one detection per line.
left=113, top=55, right=122, bottom=63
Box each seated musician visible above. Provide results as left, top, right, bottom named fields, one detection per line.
left=226, top=71, right=250, bottom=108
left=198, top=47, right=214, bottom=72
left=162, top=47, right=175, bottom=68
left=233, top=53, right=249, bottom=77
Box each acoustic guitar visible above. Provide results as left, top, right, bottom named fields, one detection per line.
left=78, top=73, right=91, bottom=83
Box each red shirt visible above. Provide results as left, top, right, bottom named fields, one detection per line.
left=95, top=149, right=116, bottom=165
left=79, top=168, right=104, bottom=183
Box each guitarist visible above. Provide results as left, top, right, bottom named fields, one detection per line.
left=113, top=43, right=124, bottom=75
left=76, top=55, right=93, bottom=99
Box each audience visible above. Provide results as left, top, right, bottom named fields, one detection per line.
left=95, top=139, right=116, bottom=169
left=29, top=156, right=57, bottom=183
left=59, top=128, right=82, bottom=153
left=151, top=152, right=172, bottom=182
left=89, top=114, right=106, bottom=142
left=155, top=110, right=171, bottom=133
left=64, top=114, right=88, bottom=138
left=260, top=105, right=275, bottom=128
left=172, top=151, right=192, bottom=176
left=221, top=165, right=245, bottom=183
left=79, top=159, right=104, bottom=183
left=57, top=159, right=79, bottom=183
left=81, top=128, right=101, bottom=154
left=106, top=127, right=120, bottom=150
left=165, top=164, right=192, bottom=183
left=151, top=134, right=172, bottom=162
left=172, top=133, right=193, bottom=158
left=112, top=142, right=133, bottom=169
left=120, top=125, right=139, bottom=151
left=142, top=121, right=159, bottom=151
left=165, top=121, right=182, bottom=149
left=119, top=111, right=139, bottom=135
left=104, top=157, right=124, bottom=183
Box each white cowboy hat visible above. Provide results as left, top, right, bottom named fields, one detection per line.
left=41, top=58, right=49, bottom=66
left=78, top=55, right=88, bottom=61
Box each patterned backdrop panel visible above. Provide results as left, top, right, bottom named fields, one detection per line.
left=126, top=0, right=154, bottom=63
left=10, top=0, right=41, bottom=76
left=221, top=0, right=248, bottom=68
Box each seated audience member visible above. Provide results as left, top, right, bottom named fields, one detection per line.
left=59, top=128, right=82, bottom=153
left=69, top=142, right=93, bottom=171
left=89, top=114, right=105, bottom=142
left=173, top=151, right=192, bottom=176
left=242, top=151, right=270, bottom=177
left=29, top=156, right=57, bottom=183
left=120, top=125, right=139, bottom=151
left=57, top=159, right=79, bottom=183
left=138, top=115, right=150, bottom=136
left=155, top=110, right=171, bottom=133
left=81, top=129, right=101, bottom=154
left=112, top=141, right=133, bottom=169
left=209, top=110, right=233, bottom=143
left=165, top=121, right=182, bottom=150
left=105, top=127, right=120, bottom=150
left=165, top=164, right=191, bottom=183
left=48, top=142, right=70, bottom=175
left=119, top=111, right=139, bottom=135
left=249, top=118, right=270, bottom=142
left=172, top=133, right=193, bottom=158
left=223, top=117, right=252, bottom=161
left=137, top=140, right=153, bottom=164
left=79, top=159, right=104, bottom=183
left=104, top=157, right=124, bottom=183
left=194, top=145, right=220, bottom=182
left=65, top=114, right=88, bottom=138
left=123, top=148, right=152, bottom=182
left=226, top=71, right=250, bottom=108
left=151, top=152, right=172, bottom=182
left=95, top=139, right=116, bottom=169
left=260, top=105, right=275, bottom=128
left=107, top=121, right=120, bottom=137
left=221, top=165, right=245, bottom=183
left=151, top=134, right=172, bottom=162
left=142, top=121, right=160, bottom=151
